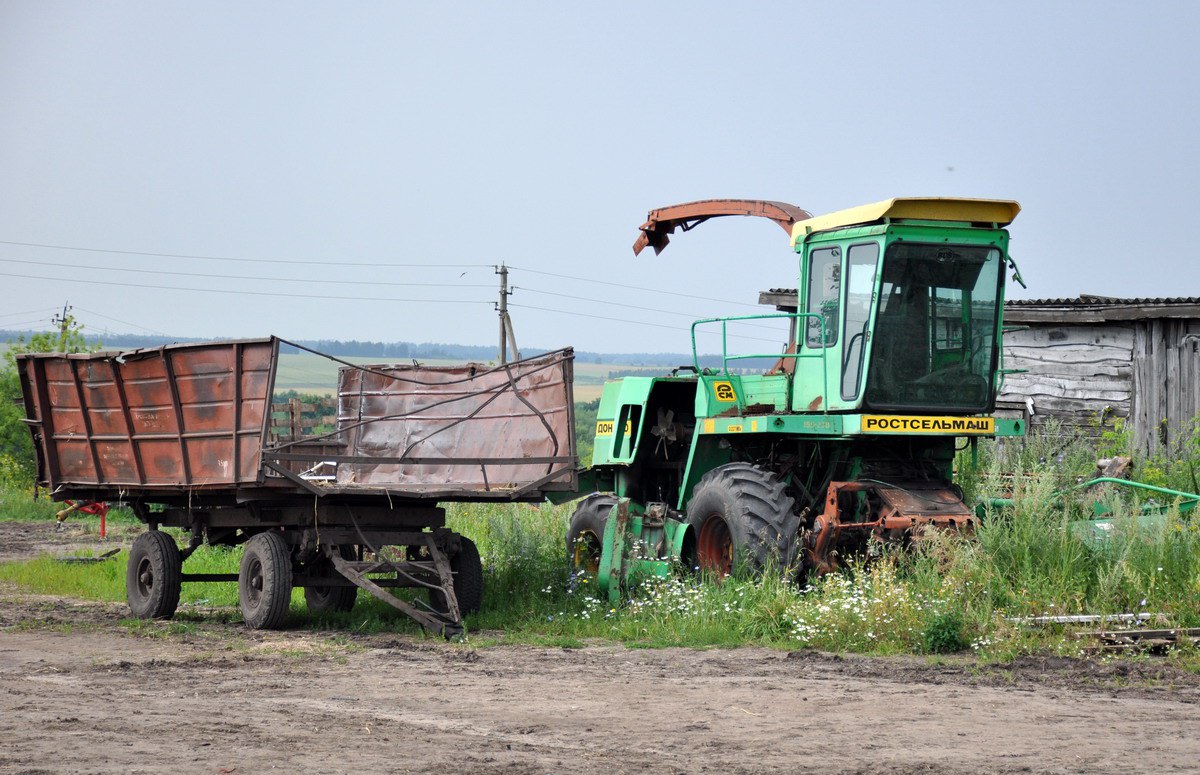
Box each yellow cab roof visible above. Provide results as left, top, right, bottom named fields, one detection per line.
left=790, top=197, right=1020, bottom=246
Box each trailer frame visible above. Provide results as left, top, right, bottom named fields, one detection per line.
left=18, top=337, right=578, bottom=637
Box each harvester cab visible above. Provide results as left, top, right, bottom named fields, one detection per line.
left=571, top=197, right=1026, bottom=601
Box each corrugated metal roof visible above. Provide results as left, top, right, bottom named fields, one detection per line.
left=761, top=290, right=1200, bottom=307
left=757, top=291, right=1200, bottom=322
left=1007, top=295, right=1200, bottom=306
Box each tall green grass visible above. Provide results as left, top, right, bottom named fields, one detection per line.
left=2, top=429, right=1199, bottom=658
left=0, top=543, right=241, bottom=606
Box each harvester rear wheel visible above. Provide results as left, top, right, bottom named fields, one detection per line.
left=239, top=531, right=293, bottom=630
left=430, top=536, right=484, bottom=617
left=125, top=530, right=182, bottom=620
left=304, top=545, right=357, bottom=614
left=567, top=494, right=617, bottom=576
left=685, top=463, right=799, bottom=577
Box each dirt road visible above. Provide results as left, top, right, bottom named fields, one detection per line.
left=1, top=522, right=1198, bottom=774
left=2, top=589, right=1199, bottom=775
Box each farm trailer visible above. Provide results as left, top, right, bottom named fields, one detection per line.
left=563, top=197, right=1032, bottom=602
left=17, top=338, right=577, bottom=637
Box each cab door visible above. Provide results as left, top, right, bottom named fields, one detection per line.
left=791, top=240, right=881, bottom=413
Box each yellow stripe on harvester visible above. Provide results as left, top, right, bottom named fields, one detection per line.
left=862, top=415, right=994, bottom=434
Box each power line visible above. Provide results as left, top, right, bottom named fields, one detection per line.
left=508, top=302, right=783, bottom=345
left=73, top=305, right=166, bottom=336
left=0, top=318, right=54, bottom=329
left=507, top=265, right=763, bottom=309
left=516, top=286, right=702, bottom=320
left=0, top=306, right=59, bottom=320
left=0, top=239, right=490, bottom=269
left=514, top=285, right=789, bottom=333
left=510, top=302, right=682, bottom=331
left=0, top=270, right=495, bottom=305
left=0, top=256, right=495, bottom=289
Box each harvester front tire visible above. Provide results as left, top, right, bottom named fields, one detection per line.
left=430, top=536, right=484, bottom=617
left=685, top=463, right=799, bottom=577
left=239, top=531, right=293, bottom=630
left=567, top=494, right=616, bottom=576
left=126, top=530, right=182, bottom=620
left=303, top=545, right=357, bottom=614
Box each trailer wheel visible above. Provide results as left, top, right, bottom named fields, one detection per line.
left=239, top=531, right=293, bottom=629
left=125, top=530, right=182, bottom=620
left=685, top=463, right=799, bottom=577
left=430, top=536, right=484, bottom=617
left=567, top=494, right=617, bottom=576
left=303, top=546, right=357, bottom=614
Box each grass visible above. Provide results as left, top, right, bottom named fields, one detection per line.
left=0, top=488, right=61, bottom=521
left=0, top=486, right=141, bottom=525
left=1, top=494, right=1197, bottom=663
left=1, top=428, right=1199, bottom=667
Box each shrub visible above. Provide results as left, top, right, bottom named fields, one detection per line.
left=922, top=610, right=967, bottom=653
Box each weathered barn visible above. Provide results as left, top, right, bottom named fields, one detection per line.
left=1001, top=296, right=1200, bottom=457
left=757, top=290, right=1200, bottom=456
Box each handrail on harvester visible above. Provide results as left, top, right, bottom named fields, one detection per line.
left=690, top=312, right=828, bottom=415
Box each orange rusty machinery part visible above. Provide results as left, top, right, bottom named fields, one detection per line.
left=633, top=199, right=812, bottom=256
left=807, top=481, right=976, bottom=575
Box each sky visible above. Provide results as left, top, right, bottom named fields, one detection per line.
left=1, top=1, right=1198, bottom=355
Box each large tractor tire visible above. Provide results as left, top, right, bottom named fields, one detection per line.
left=566, top=494, right=617, bottom=576
left=685, top=463, right=799, bottom=577
left=239, top=531, right=293, bottom=630
left=126, top=530, right=182, bottom=620
left=430, top=536, right=484, bottom=617
left=303, top=545, right=358, bottom=614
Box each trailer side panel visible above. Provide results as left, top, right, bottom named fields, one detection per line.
left=19, top=338, right=277, bottom=490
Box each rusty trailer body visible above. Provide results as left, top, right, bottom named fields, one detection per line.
left=17, top=337, right=578, bottom=637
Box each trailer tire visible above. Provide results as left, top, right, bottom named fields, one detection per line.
left=430, top=536, right=484, bottom=617
left=239, top=531, right=293, bottom=630
left=685, top=463, right=799, bottom=577
left=303, top=546, right=357, bottom=614
left=126, top=530, right=182, bottom=620
left=567, top=494, right=617, bottom=576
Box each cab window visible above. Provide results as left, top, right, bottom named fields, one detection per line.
left=805, top=247, right=841, bottom=348
left=841, top=243, right=879, bottom=399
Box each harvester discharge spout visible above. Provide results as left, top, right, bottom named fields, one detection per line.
left=633, top=199, right=812, bottom=256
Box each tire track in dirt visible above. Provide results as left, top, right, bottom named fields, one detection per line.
left=2, top=517, right=1199, bottom=775
left=2, top=614, right=1199, bottom=775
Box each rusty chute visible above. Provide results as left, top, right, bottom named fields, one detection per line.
left=632, top=199, right=812, bottom=256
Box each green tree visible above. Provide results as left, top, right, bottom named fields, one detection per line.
left=574, top=398, right=600, bottom=467
left=1, top=314, right=100, bottom=478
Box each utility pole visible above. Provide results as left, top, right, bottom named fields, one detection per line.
left=51, top=301, right=72, bottom=352
left=496, top=265, right=520, bottom=364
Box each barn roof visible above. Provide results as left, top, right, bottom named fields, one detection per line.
left=756, top=290, right=1200, bottom=323
left=1004, top=296, right=1200, bottom=323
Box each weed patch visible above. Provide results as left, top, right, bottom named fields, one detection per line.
left=1, top=427, right=1198, bottom=661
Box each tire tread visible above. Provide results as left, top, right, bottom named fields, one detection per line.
left=430, top=536, right=484, bottom=617
left=687, top=463, right=800, bottom=572
left=239, top=531, right=293, bottom=630
left=304, top=545, right=357, bottom=614
left=125, top=530, right=182, bottom=620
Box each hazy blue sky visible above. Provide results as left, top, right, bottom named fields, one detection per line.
left=1, top=2, right=1197, bottom=354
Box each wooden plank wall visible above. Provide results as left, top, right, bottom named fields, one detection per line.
left=997, top=324, right=1134, bottom=441
left=1131, top=319, right=1200, bottom=457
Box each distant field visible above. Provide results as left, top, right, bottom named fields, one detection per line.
left=0, top=345, right=668, bottom=402
left=273, top=352, right=671, bottom=402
